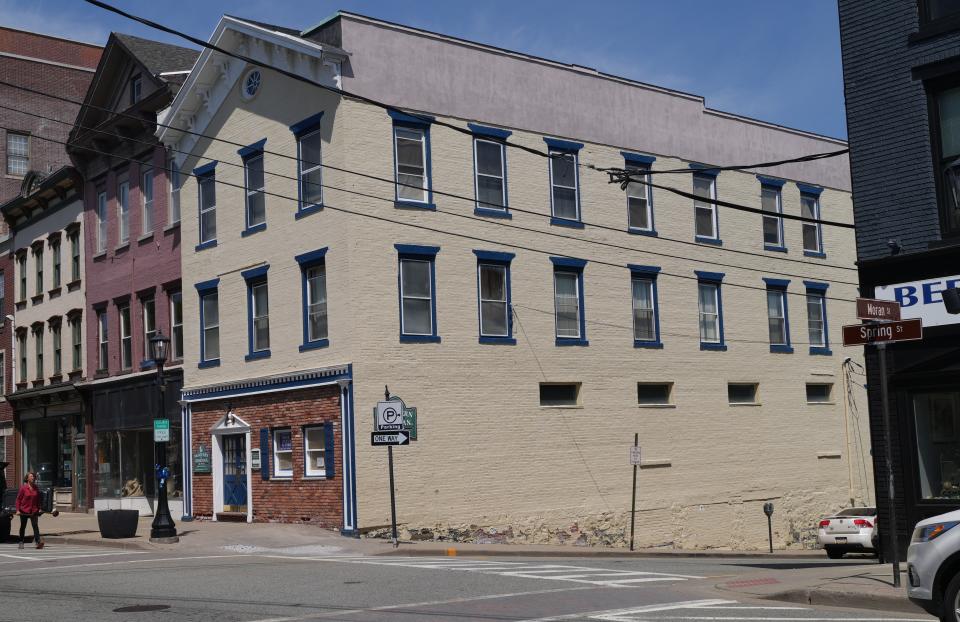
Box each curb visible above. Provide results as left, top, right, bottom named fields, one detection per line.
left=42, top=535, right=158, bottom=551
left=764, top=588, right=926, bottom=615
left=374, top=546, right=824, bottom=559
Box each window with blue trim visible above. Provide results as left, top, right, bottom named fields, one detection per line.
left=243, top=266, right=270, bottom=359
left=629, top=265, right=661, bottom=348
left=391, top=112, right=433, bottom=207
left=763, top=278, right=792, bottom=353
left=474, top=138, right=507, bottom=212
left=545, top=138, right=583, bottom=226
left=551, top=257, right=587, bottom=345
left=295, top=248, right=328, bottom=351
left=290, top=112, right=325, bottom=217
left=693, top=173, right=719, bottom=241
left=474, top=250, right=515, bottom=344
left=195, top=161, right=217, bottom=248
left=800, top=189, right=824, bottom=256
left=805, top=281, right=831, bottom=355
left=240, top=140, right=266, bottom=234
left=623, top=153, right=656, bottom=234
left=696, top=271, right=725, bottom=350
left=758, top=177, right=785, bottom=250
left=396, top=244, right=440, bottom=342
left=196, top=279, right=220, bottom=367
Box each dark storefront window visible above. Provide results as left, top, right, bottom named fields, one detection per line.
left=94, top=424, right=182, bottom=500
left=914, top=392, right=960, bottom=500
left=21, top=415, right=80, bottom=489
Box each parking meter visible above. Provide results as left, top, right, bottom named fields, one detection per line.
left=763, top=502, right=774, bottom=553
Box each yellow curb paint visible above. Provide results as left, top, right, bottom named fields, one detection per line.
left=446, top=548, right=457, bottom=557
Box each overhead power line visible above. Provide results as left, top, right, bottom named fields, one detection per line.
left=82, top=0, right=851, bottom=190
left=0, top=101, right=859, bottom=286
left=599, top=147, right=849, bottom=178
left=13, top=125, right=858, bottom=304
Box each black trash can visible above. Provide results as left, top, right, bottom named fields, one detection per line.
left=97, top=509, right=139, bottom=538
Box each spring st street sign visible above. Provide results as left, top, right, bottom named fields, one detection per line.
left=842, top=318, right=923, bottom=346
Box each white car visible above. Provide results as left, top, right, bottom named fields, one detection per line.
left=907, top=509, right=960, bottom=621
left=816, top=507, right=878, bottom=558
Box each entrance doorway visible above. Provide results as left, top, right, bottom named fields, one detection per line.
left=223, top=434, right=247, bottom=513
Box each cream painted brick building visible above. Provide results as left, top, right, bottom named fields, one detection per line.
left=161, top=13, right=871, bottom=549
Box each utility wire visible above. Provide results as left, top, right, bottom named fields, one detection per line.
left=0, top=77, right=858, bottom=273
left=600, top=148, right=849, bottom=177
left=15, top=126, right=859, bottom=303
left=0, top=103, right=859, bottom=287
left=83, top=0, right=853, bottom=210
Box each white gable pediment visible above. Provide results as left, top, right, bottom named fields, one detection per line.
left=210, top=411, right=251, bottom=434
left=157, top=15, right=345, bottom=168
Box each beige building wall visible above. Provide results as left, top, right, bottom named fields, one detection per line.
left=12, top=193, right=85, bottom=386
left=176, top=62, right=872, bottom=549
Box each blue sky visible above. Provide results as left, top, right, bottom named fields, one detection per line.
left=1, top=0, right=847, bottom=139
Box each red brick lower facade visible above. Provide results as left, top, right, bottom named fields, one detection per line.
left=190, top=385, right=343, bottom=526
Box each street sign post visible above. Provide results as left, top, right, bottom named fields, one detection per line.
left=842, top=318, right=922, bottom=346
left=629, top=434, right=640, bottom=551
left=856, top=297, right=901, bottom=322
left=153, top=418, right=170, bottom=443
left=371, top=431, right=410, bottom=446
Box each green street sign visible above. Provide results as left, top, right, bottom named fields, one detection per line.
left=402, top=407, right=417, bottom=440
left=153, top=418, right=170, bottom=442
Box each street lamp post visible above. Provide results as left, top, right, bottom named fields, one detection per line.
left=149, top=330, right=178, bottom=543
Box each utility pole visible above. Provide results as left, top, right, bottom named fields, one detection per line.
left=385, top=385, right=399, bottom=548
left=877, top=343, right=900, bottom=587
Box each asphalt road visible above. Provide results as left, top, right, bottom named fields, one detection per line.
left=0, top=545, right=933, bottom=622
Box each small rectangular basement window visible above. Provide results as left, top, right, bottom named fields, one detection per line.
left=539, top=383, right=581, bottom=407
left=637, top=383, right=673, bottom=406
left=728, top=383, right=759, bottom=405
left=806, top=383, right=833, bottom=403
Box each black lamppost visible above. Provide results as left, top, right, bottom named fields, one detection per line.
left=149, top=330, right=178, bottom=543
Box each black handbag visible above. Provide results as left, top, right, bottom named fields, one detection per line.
left=40, top=487, right=54, bottom=513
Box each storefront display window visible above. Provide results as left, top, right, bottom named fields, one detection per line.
left=94, top=423, right=182, bottom=499
left=914, top=392, right=960, bottom=500
left=22, top=415, right=79, bottom=489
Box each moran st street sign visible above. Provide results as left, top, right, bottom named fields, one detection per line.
left=856, top=298, right=901, bottom=321
left=842, top=318, right=923, bottom=346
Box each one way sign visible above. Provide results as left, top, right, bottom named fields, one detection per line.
left=371, top=431, right=410, bottom=446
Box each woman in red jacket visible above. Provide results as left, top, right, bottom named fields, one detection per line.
left=15, top=471, right=43, bottom=549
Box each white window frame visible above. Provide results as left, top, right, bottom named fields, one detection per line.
left=807, top=292, right=827, bottom=348
left=298, top=130, right=323, bottom=208
left=142, top=297, right=156, bottom=360
left=761, top=185, right=783, bottom=247
left=399, top=258, right=434, bottom=336
left=52, top=322, right=61, bottom=376
left=801, top=193, right=823, bottom=253
left=303, top=426, right=326, bottom=477
left=119, top=304, right=131, bottom=370
left=473, top=138, right=506, bottom=211
left=96, top=191, right=108, bottom=253
left=767, top=289, right=788, bottom=346
left=69, top=231, right=80, bottom=281
left=97, top=311, right=108, bottom=371
left=478, top=263, right=508, bottom=337
left=273, top=428, right=293, bottom=478
left=698, top=282, right=721, bottom=344
left=198, top=172, right=217, bottom=244
left=632, top=277, right=656, bottom=342
left=117, top=179, right=130, bottom=244
left=17, top=332, right=26, bottom=383
left=17, top=254, right=25, bottom=302
left=33, top=247, right=42, bottom=296
left=33, top=328, right=42, bottom=380
left=168, top=159, right=181, bottom=225
left=553, top=271, right=582, bottom=339
left=305, top=265, right=327, bottom=343
left=51, top=239, right=61, bottom=289
left=70, top=317, right=81, bottom=371
left=394, top=126, right=427, bottom=203
left=548, top=149, right=580, bottom=221
left=201, top=291, right=220, bottom=362
left=244, top=154, right=266, bottom=230
left=626, top=164, right=653, bottom=232
left=250, top=280, right=270, bottom=353
left=170, top=292, right=183, bottom=361
left=141, top=168, right=154, bottom=235
left=6, top=132, right=28, bottom=176
left=693, top=174, right=718, bottom=240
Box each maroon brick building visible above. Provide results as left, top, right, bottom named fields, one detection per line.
left=67, top=34, right=197, bottom=515
left=0, top=27, right=100, bottom=488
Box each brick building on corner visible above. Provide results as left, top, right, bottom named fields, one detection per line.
left=0, top=27, right=100, bottom=489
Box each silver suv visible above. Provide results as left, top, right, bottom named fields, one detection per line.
left=907, top=509, right=960, bottom=621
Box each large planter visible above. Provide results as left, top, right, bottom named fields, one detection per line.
left=97, top=509, right=139, bottom=539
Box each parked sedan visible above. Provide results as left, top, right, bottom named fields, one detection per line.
left=907, top=509, right=960, bottom=622
left=817, top=507, right=878, bottom=558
